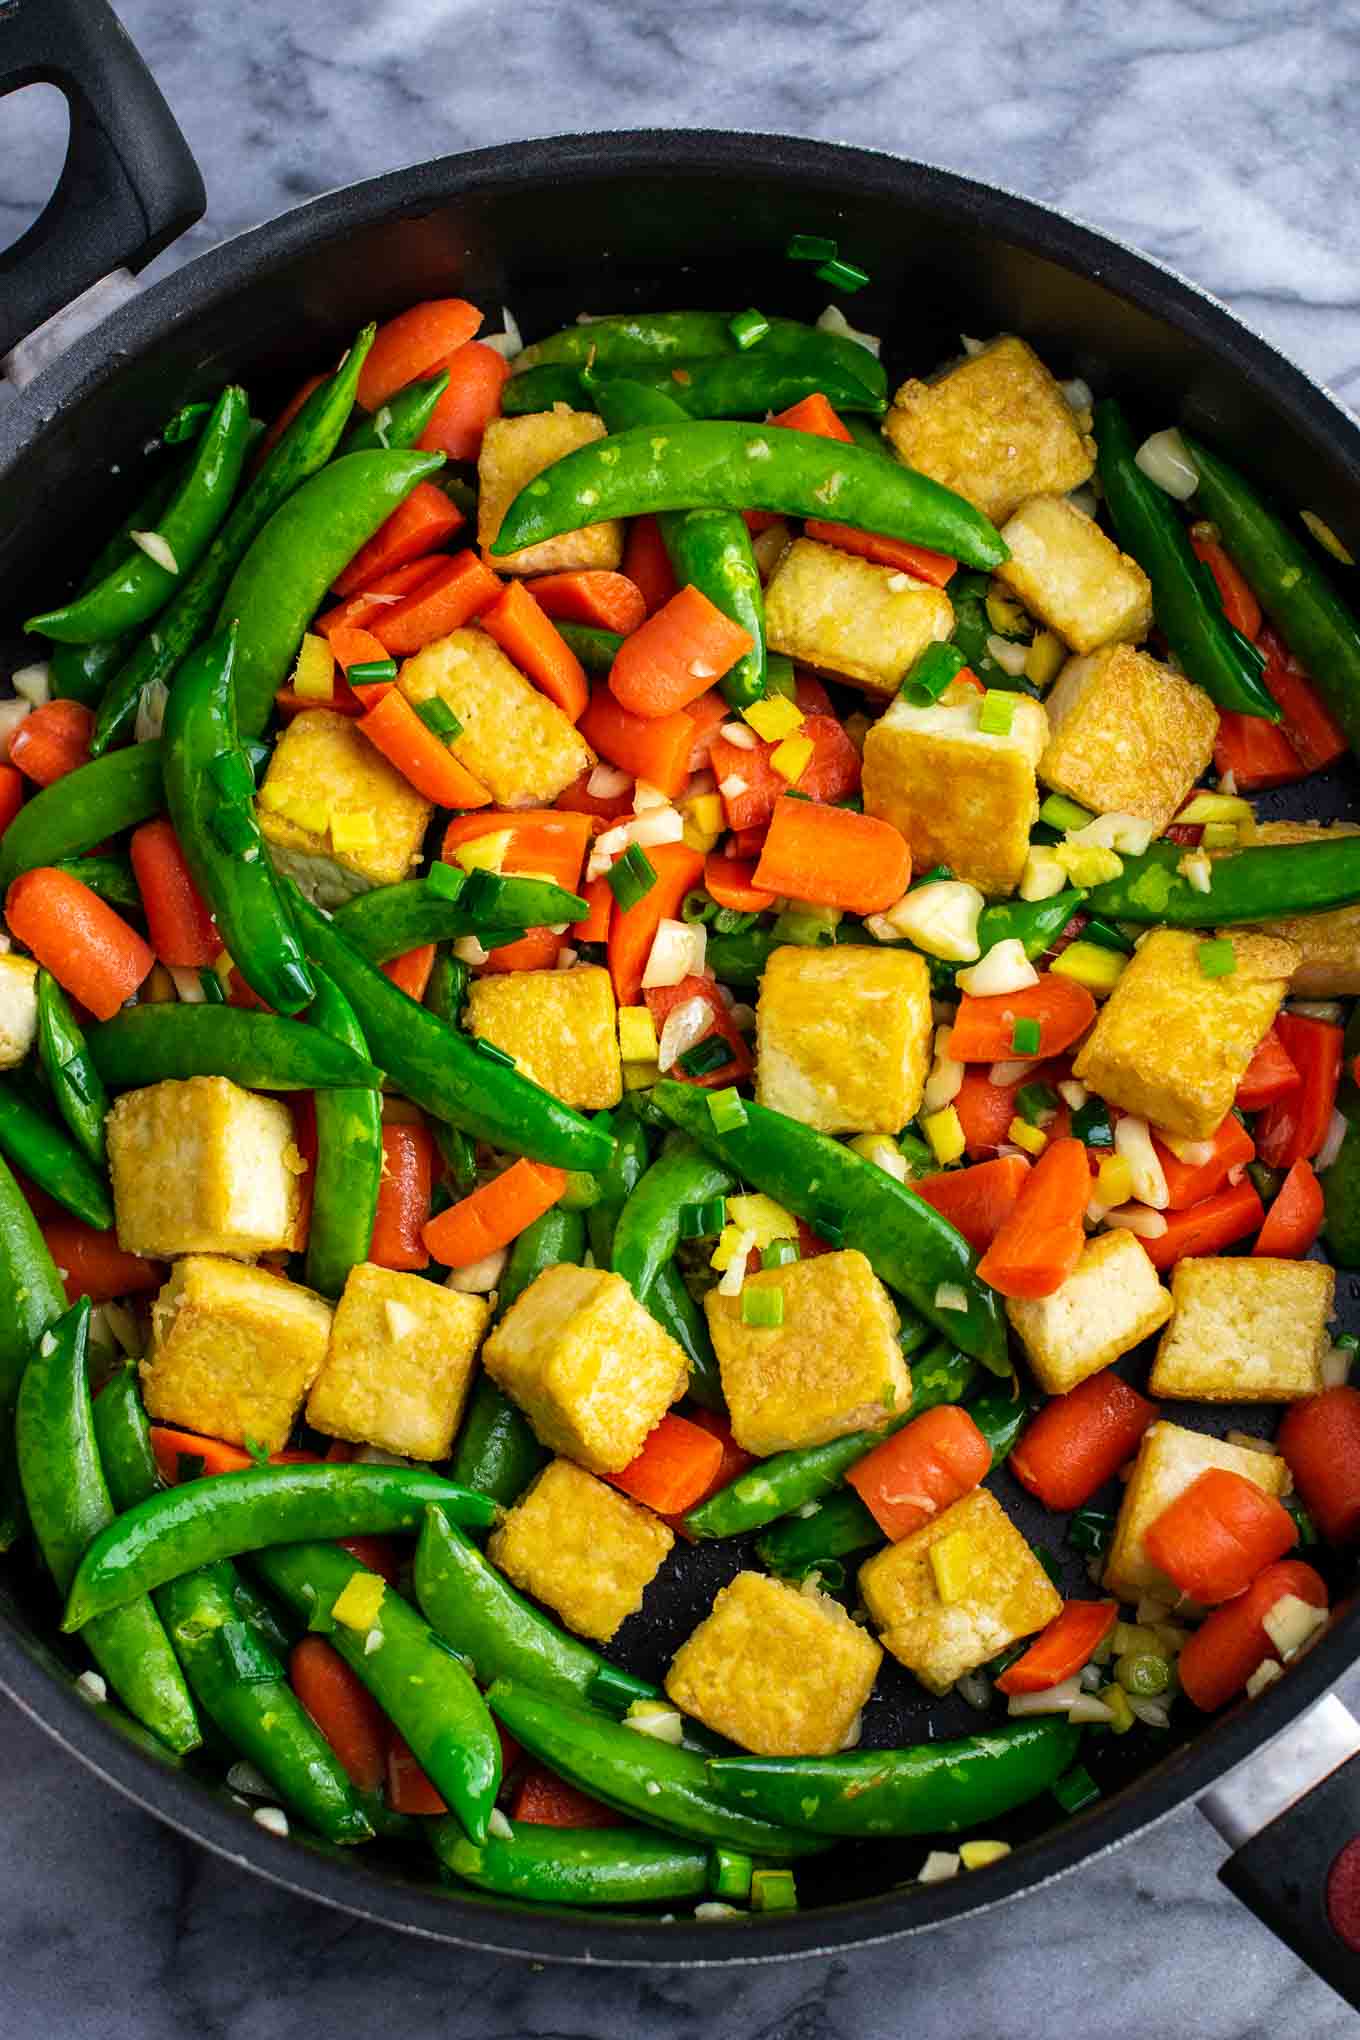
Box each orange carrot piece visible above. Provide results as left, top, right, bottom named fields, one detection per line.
left=511, top=1764, right=621, bottom=1828
left=1252, top=1156, right=1324, bottom=1257
left=995, top=1600, right=1119, bottom=1695
left=1179, top=1559, right=1328, bottom=1712
left=1139, top=1179, right=1265, bottom=1273
left=421, top=1157, right=567, bottom=1268
left=255, top=372, right=326, bottom=466
left=530, top=571, right=647, bottom=636
left=373, top=551, right=502, bottom=655
left=150, top=1426, right=253, bottom=1483
left=846, top=1404, right=992, bottom=1542
left=606, top=1411, right=725, bottom=1514
left=386, top=1730, right=449, bottom=1815
left=1153, top=1113, right=1255, bottom=1211
left=768, top=392, right=855, bottom=440
left=622, top=514, right=678, bottom=616
left=6, top=866, right=152, bottom=1020
left=479, top=927, right=566, bottom=975
left=332, top=483, right=464, bottom=595
left=702, top=853, right=776, bottom=914
left=416, top=340, right=510, bottom=461
left=752, top=794, right=910, bottom=915
left=948, top=975, right=1097, bottom=1063
left=1144, top=1467, right=1296, bottom=1604
left=442, top=809, right=592, bottom=894
left=44, top=1217, right=163, bottom=1306
left=9, top=699, right=94, bottom=787
left=660, top=1409, right=754, bottom=1537
left=480, top=579, right=589, bottom=721
left=573, top=874, right=613, bottom=945
left=129, top=818, right=220, bottom=968
left=976, top=1136, right=1090, bottom=1299
left=357, top=298, right=483, bottom=411
left=357, top=688, right=492, bottom=808
left=315, top=557, right=446, bottom=639
left=1279, top=1386, right=1360, bottom=1543
left=804, top=519, right=957, bottom=586
left=608, top=585, right=755, bottom=719
left=381, top=943, right=437, bottom=1002
left=607, top=842, right=705, bottom=1006
left=578, top=687, right=696, bottom=798
left=0, top=765, right=23, bottom=839
left=952, top=1069, right=1021, bottom=1159
left=911, top=1154, right=1032, bottom=1254
left=369, top=1122, right=434, bottom=1271
left=1010, top=1371, right=1159, bottom=1514
left=289, top=1637, right=388, bottom=1793
left=327, top=624, right=393, bottom=677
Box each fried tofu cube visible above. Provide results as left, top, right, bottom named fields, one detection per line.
left=1148, top=1256, right=1332, bottom=1404
left=107, top=1076, right=304, bottom=1259
left=862, top=690, right=1048, bottom=896
left=1038, top=643, right=1219, bottom=833
left=305, top=1263, right=490, bottom=1459
left=141, top=1255, right=332, bottom=1455
left=256, top=708, right=431, bottom=907
left=755, top=945, right=932, bottom=1135
left=488, top=1457, right=672, bottom=1642
left=463, top=965, right=620, bottom=1110
left=859, top=1488, right=1062, bottom=1695
left=478, top=410, right=624, bottom=576
left=763, top=537, right=954, bottom=697
left=665, top=1571, right=882, bottom=1755
left=1072, top=929, right=1297, bottom=1140
left=1007, top=1229, right=1173, bottom=1395
left=1103, top=1419, right=1289, bottom=1601
left=705, top=1248, right=907, bottom=1456
left=995, top=495, right=1153, bottom=653
left=482, top=1263, right=689, bottom=1473
left=0, top=954, right=38, bottom=1069
left=883, top=336, right=1095, bottom=527
left=398, top=628, right=593, bottom=809
left=1238, top=821, right=1360, bottom=996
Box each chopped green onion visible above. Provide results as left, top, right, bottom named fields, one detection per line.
left=1248, top=1161, right=1284, bottom=1204
left=900, top=642, right=966, bottom=707
left=814, top=257, right=870, bottom=294
left=762, top=1237, right=800, bottom=1270
left=347, top=658, right=399, bottom=685
left=426, top=859, right=465, bottom=901
left=606, top=842, right=657, bottom=913
left=1198, top=937, right=1237, bottom=979
left=473, top=1037, right=517, bottom=1069
left=414, top=696, right=463, bottom=741
left=786, top=233, right=838, bottom=264
left=977, top=689, right=1016, bottom=737
left=1285, top=1496, right=1319, bottom=1546
left=1052, top=1764, right=1100, bottom=1815
left=741, top=1287, right=785, bottom=1328
left=198, top=968, right=226, bottom=1005
left=708, top=1088, right=747, bottom=1135
left=677, top=1035, right=733, bottom=1078
left=678, top=1195, right=728, bottom=1239
left=163, top=400, right=211, bottom=444
left=1039, top=793, right=1095, bottom=832
left=897, top=1130, right=934, bottom=1175
left=711, top=1848, right=753, bottom=1901
left=1071, top=1097, right=1114, bottom=1149
left=912, top=864, right=955, bottom=888
left=1080, top=915, right=1135, bottom=955
left=809, top=1202, right=845, bottom=1248
left=772, top=905, right=840, bottom=947
left=835, top=792, right=865, bottom=813
left=750, top=1867, right=799, bottom=1912
left=1015, top=1081, right=1059, bottom=1126
left=712, top=906, right=759, bottom=936
left=764, top=652, right=797, bottom=698
left=1010, top=1016, right=1042, bottom=1056
left=681, top=890, right=717, bottom=925
left=729, top=308, right=770, bottom=351
left=211, top=803, right=260, bottom=858
left=241, top=738, right=271, bottom=783
left=1115, top=1651, right=1170, bottom=1697
left=1067, top=1505, right=1116, bottom=1559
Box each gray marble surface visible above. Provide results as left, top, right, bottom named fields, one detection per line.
left=5, top=0, right=1360, bottom=2032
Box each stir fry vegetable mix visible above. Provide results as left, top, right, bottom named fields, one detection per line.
left=5, top=284, right=1360, bottom=1913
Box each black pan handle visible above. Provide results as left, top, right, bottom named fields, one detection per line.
left=0, top=0, right=204, bottom=363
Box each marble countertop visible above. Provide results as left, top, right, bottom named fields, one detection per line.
left=5, top=1, right=1360, bottom=2032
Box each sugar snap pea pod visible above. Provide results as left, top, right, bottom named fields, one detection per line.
left=516, top=311, right=887, bottom=400
left=486, top=1680, right=826, bottom=1858
left=645, top=1260, right=725, bottom=1413
left=331, top=873, right=587, bottom=965
left=555, top=621, right=624, bottom=676
left=507, top=355, right=886, bottom=420
left=947, top=568, right=1038, bottom=695
left=286, top=883, right=614, bottom=1172
left=17, top=1300, right=200, bottom=1753
left=303, top=972, right=382, bottom=1298
left=251, top=1539, right=500, bottom=1844
left=611, top=1137, right=737, bottom=1304
left=0, top=1080, right=113, bottom=1230
left=707, top=1718, right=1080, bottom=1837
left=50, top=853, right=142, bottom=911
left=968, top=1386, right=1032, bottom=1466
left=91, top=328, right=376, bottom=757
left=490, top=421, right=1007, bottom=572
left=0, top=742, right=164, bottom=890
left=1094, top=398, right=1279, bottom=720
left=48, top=468, right=184, bottom=705
left=88, top=1005, right=384, bottom=1093
left=1085, top=837, right=1360, bottom=926
left=757, top=1489, right=881, bottom=1578
left=162, top=622, right=313, bottom=1013
left=652, top=1081, right=1007, bottom=1370
left=0, top=1154, right=67, bottom=1550
left=433, top=1817, right=712, bottom=1905
left=38, top=971, right=110, bottom=1169
left=498, top=1206, right=588, bottom=1317
left=450, top=1377, right=546, bottom=1513
left=63, top=1464, right=497, bottom=1628
left=221, top=449, right=445, bottom=738
left=1325, top=1122, right=1360, bottom=1266
left=27, top=388, right=252, bottom=645
left=422, top=951, right=478, bottom=1190
left=340, top=368, right=450, bottom=455
left=974, top=890, right=1087, bottom=962
left=586, top=1108, right=651, bottom=1265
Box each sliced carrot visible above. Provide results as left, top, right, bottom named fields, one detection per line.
left=1254, top=1014, right=1344, bottom=1168
left=386, top=1730, right=448, bottom=1816
left=710, top=713, right=860, bottom=833
left=370, top=1123, right=435, bottom=1271
left=607, top=843, right=704, bottom=1007
left=9, top=699, right=94, bottom=787
left=442, top=809, right=592, bottom=894
left=150, top=1426, right=253, bottom=1484
left=804, top=519, right=957, bottom=587
left=949, top=975, right=1096, bottom=1063
left=1279, top=1386, right=1360, bottom=1543
left=622, top=514, right=678, bottom=616
left=606, top=1411, right=725, bottom=1514
left=7, top=866, right=153, bottom=1020
left=422, top=1157, right=567, bottom=1268
left=578, top=686, right=695, bottom=798
left=608, top=585, right=755, bottom=720
left=911, top=1154, right=1032, bottom=1254
left=480, top=579, right=588, bottom=721
left=573, top=874, right=613, bottom=944
left=129, top=818, right=220, bottom=968
left=529, top=571, right=647, bottom=636
left=953, top=1069, right=1021, bottom=1159
left=1139, top=1178, right=1265, bottom=1272
left=846, top=1404, right=992, bottom=1542
left=328, top=624, right=391, bottom=676
left=1153, top=1112, right=1255, bottom=1211
left=373, top=552, right=502, bottom=656
left=752, top=795, right=909, bottom=915
left=703, top=852, right=776, bottom=914
left=995, top=1600, right=1118, bottom=1695
left=684, top=687, right=730, bottom=772
left=1010, top=1371, right=1159, bottom=1514
left=357, top=298, right=483, bottom=410
left=644, top=974, right=751, bottom=1088
left=255, top=372, right=325, bottom=466
left=315, top=557, right=446, bottom=640
left=1236, top=1024, right=1301, bottom=1110
left=274, top=680, right=365, bottom=721
left=357, top=688, right=492, bottom=809
left=416, top=340, right=510, bottom=461
left=511, top=1764, right=621, bottom=1828
left=44, top=1216, right=162, bottom=1306
left=768, top=392, right=855, bottom=441
left=976, top=1136, right=1090, bottom=1299
left=381, top=943, right=437, bottom=1003
left=1191, top=533, right=1262, bottom=639
left=1252, top=1157, right=1324, bottom=1257
left=1179, top=1559, right=1328, bottom=1712
left=660, top=1408, right=753, bottom=1537
left=289, top=1637, right=387, bottom=1794
left=0, top=765, right=24, bottom=839
left=1145, top=1466, right=1296, bottom=1605
left=481, top=928, right=567, bottom=975
left=1258, top=625, right=1347, bottom=772
left=332, top=483, right=464, bottom=596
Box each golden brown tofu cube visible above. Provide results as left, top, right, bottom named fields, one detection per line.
left=665, top=1570, right=882, bottom=1755
left=705, top=1248, right=907, bottom=1456
left=107, top=1076, right=304, bottom=1260
left=1072, top=929, right=1297, bottom=1140
left=1007, top=1229, right=1173, bottom=1396
left=1236, top=821, right=1360, bottom=996
left=862, top=691, right=1048, bottom=896
left=464, top=965, right=621, bottom=1110
left=488, top=1457, right=672, bottom=1643
left=996, top=495, right=1153, bottom=653
left=399, top=628, right=593, bottom=810
left=256, top=708, right=432, bottom=907
left=1104, top=1419, right=1289, bottom=1602
left=883, top=336, right=1095, bottom=526
left=478, top=410, right=624, bottom=576
left=1149, top=1257, right=1332, bottom=1404
left=305, top=1263, right=490, bottom=1460
left=1038, top=643, right=1219, bottom=833
left=482, top=1263, right=689, bottom=1473
left=141, top=1255, right=332, bottom=1455
left=0, top=954, right=38, bottom=1069
left=859, top=1488, right=1062, bottom=1695
left=755, top=945, right=932, bottom=1135
left=763, top=537, right=954, bottom=697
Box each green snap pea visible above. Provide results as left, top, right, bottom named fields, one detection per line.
left=0, top=1153, right=66, bottom=1549
left=611, top=1138, right=736, bottom=1304
left=50, top=854, right=142, bottom=912
left=304, top=971, right=382, bottom=1297
left=162, top=623, right=313, bottom=1013
left=974, top=891, right=1087, bottom=962
left=28, top=388, right=252, bottom=645
left=17, top=1300, right=200, bottom=1753
left=556, top=621, right=625, bottom=677
left=507, top=355, right=886, bottom=420
left=36, top=971, right=110, bottom=1170
left=756, top=1489, right=881, bottom=1578
left=1325, top=1120, right=1360, bottom=1266
left=251, top=1539, right=500, bottom=1844
left=330, top=873, right=587, bottom=966
left=0, top=742, right=164, bottom=891
left=286, top=884, right=614, bottom=1173
left=948, top=569, right=1038, bottom=694
left=498, top=1205, right=588, bottom=1317
left=449, top=1377, right=546, bottom=1513
left=1085, top=837, right=1360, bottom=925
left=88, top=1005, right=384, bottom=1093
left=48, top=467, right=184, bottom=705
left=63, top=1464, right=497, bottom=1629
left=516, top=311, right=887, bottom=401
left=0, top=1080, right=113, bottom=1230
left=90, top=1363, right=163, bottom=1514
left=340, top=369, right=450, bottom=455
left=486, top=1680, right=826, bottom=1858
left=1094, top=398, right=1279, bottom=720
left=645, top=1261, right=725, bottom=1413
left=652, top=1082, right=1007, bottom=1371
left=707, top=1719, right=1080, bottom=1836
left=220, top=449, right=445, bottom=738
left=587, top=1108, right=651, bottom=1264
left=422, top=952, right=478, bottom=1191
left=434, top=1818, right=713, bottom=1906
left=489, top=421, right=1007, bottom=572
left=968, top=1386, right=1032, bottom=1467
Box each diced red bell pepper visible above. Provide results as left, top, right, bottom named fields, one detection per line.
left=1252, top=1157, right=1325, bottom=1258
left=1258, top=625, right=1348, bottom=772
left=1152, top=1113, right=1255, bottom=1210
left=643, top=974, right=751, bottom=1087
left=1254, top=1013, right=1344, bottom=1168
left=1236, top=1025, right=1302, bottom=1111
left=710, top=713, right=859, bottom=832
